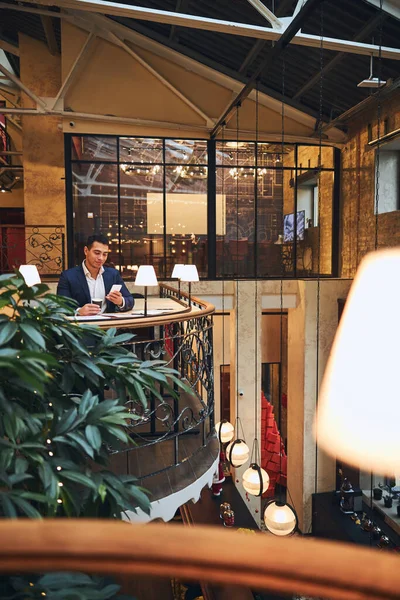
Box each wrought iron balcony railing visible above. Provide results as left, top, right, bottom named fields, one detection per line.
left=107, top=285, right=218, bottom=518
left=0, top=224, right=65, bottom=276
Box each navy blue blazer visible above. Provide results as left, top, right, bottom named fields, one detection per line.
left=57, top=265, right=134, bottom=313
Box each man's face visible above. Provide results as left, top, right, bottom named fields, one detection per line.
left=84, top=241, right=109, bottom=270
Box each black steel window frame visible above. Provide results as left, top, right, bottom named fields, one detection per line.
left=64, top=134, right=339, bottom=278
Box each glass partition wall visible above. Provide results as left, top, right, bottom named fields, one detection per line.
left=66, top=135, right=339, bottom=279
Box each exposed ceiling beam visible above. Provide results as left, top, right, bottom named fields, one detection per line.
left=0, top=64, right=47, bottom=110
left=246, top=0, right=282, bottom=29
left=51, top=31, right=95, bottom=109
left=361, top=0, right=400, bottom=21
left=41, top=15, right=59, bottom=55
left=239, top=0, right=294, bottom=75
left=0, top=81, right=18, bottom=95
left=79, top=12, right=319, bottom=126
left=0, top=106, right=210, bottom=131
left=0, top=38, right=19, bottom=57
left=239, top=39, right=266, bottom=74
left=210, top=0, right=323, bottom=138
left=169, top=0, right=189, bottom=42
left=19, top=0, right=400, bottom=59
left=5, top=117, right=22, bottom=131
left=107, top=32, right=213, bottom=126
left=293, top=12, right=387, bottom=100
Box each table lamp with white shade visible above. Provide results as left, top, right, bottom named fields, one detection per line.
left=19, top=265, right=41, bottom=287
left=181, top=264, right=199, bottom=307
left=134, top=265, right=158, bottom=317
left=316, top=248, right=400, bottom=476
left=171, top=263, right=185, bottom=298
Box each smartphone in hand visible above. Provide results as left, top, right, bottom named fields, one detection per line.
left=109, top=284, right=122, bottom=293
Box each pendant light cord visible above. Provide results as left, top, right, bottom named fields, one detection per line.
left=374, top=0, right=383, bottom=251
left=252, top=84, right=260, bottom=465
left=278, top=51, right=286, bottom=505
left=370, top=0, right=383, bottom=546
left=312, top=5, right=324, bottom=529
left=235, top=104, right=241, bottom=440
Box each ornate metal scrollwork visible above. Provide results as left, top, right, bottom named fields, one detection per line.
left=0, top=225, right=65, bottom=275
left=111, top=287, right=215, bottom=474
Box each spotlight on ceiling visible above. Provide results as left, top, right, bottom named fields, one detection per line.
left=357, top=55, right=386, bottom=88
left=0, top=184, right=11, bottom=193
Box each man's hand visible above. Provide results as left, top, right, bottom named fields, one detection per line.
left=78, top=303, right=101, bottom=316
left=106, top=290, right=124, bottom=307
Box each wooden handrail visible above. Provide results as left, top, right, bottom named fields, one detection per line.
left=0, top=520, right=399, bottom=600
left=98, top=284, right=215, bottom=330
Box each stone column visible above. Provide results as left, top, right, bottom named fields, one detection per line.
left=230, top=280, right=262, bottom=526
left=287, top=279, right=351, bottom=532
left=19, top=34, right=66, bottom=274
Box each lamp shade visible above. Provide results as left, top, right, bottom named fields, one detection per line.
left=264, top=501, right=297, bottom=536
left=181, top=264, right=199, bottom=282
left=134, top=265, right=158, bottom=287
left=172, top=263, right=185, bottom=279
left=316, top=248, right=400, bottom=475
left=242, top=464, right=270, bottom=496
left=226, top=439, right=250, bottom=467
left=19, top=265, right=41, bottom=287
left=215, top=420, right=234, bottom=444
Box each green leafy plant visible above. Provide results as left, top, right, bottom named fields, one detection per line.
left=0, top=272, right=188, bottom=598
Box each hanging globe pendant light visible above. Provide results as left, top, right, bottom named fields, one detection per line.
left=215, top=420, right=234, bottom=444
left=242, top=463, right=269, bottom=496
left=263, top=501, right=297, bottom=536
left=226, top=438, right=250, bottom=467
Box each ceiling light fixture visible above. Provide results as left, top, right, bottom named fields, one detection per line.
left=357, top=54, right=386, bottom=88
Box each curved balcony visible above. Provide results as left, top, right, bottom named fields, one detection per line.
left=90, top=285, right=219, bottom=523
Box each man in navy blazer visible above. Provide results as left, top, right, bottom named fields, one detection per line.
left=57, top=233, right=134, bottom=316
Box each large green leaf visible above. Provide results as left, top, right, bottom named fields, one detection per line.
left=0, top=321, right=18, bottom=346
left=20, top=323, right=46, bottom=349
left=61, top=470, right=99, bottom=491
left=85, top=424, right=102, bottom=452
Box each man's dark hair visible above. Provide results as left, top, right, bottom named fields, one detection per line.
left=86, top=233, right=109, bottom=249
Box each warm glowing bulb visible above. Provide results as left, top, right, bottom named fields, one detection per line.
left=215, top=421, right=234, bottom=443
left=264, top=502, right=297, bottom=536
left=242, top=464, right=269, bottom=495
left=226, top=439, right=250, bottom=467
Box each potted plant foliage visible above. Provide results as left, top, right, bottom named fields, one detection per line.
left=0, top=272, right=187, bottom=598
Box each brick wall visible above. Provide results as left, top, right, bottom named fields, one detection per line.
left=341, top=89, right=400, bottom=278
left=283, top=145, right=334, bottom=275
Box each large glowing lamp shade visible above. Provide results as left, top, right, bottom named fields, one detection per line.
left=171, top=264, right=185, bottom=279
left=19, top=265, right=41, bottom=287
left=180, top=264, right=199, bottom=306
left=264, top=502, right=297, bottom=536
left=316, top=249, right=400, bottom=475
left=134, top=265, right=158, bottom=317
left=215, top=420, right=234, bottom=444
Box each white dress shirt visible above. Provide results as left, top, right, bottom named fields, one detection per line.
left=80, top=261, right=125, bottom=313
left=82, top=260, right=107, bottom=312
